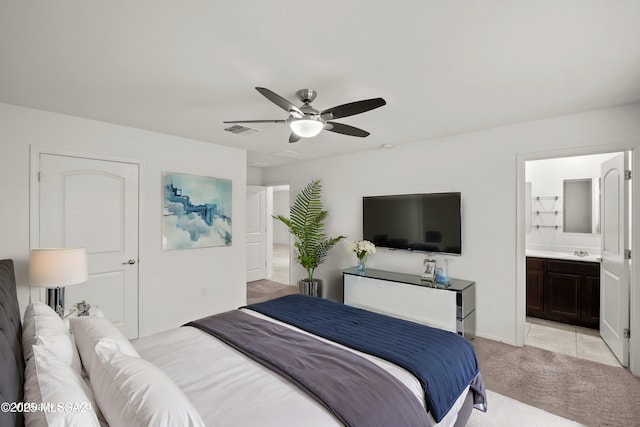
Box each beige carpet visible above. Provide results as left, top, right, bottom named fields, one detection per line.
left=472, top=337, right=640, bottom=427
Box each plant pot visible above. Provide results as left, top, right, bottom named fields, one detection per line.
left=298, top=279, right=322, bottom=297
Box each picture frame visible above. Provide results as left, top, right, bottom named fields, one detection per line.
left=421, top=258, right=437, bottom=281
left=162, top=172, right=232, bottom=250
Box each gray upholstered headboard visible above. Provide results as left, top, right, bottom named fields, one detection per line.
left=0, top=259, right=24, bottom=427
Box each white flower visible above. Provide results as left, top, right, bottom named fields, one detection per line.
left=348, top=240, right=376, bottom=259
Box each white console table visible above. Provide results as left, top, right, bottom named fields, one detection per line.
left=342, top=267, right=475, bottom=338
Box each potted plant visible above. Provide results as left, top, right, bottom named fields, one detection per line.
left=274, top=179, right=345, bottom=296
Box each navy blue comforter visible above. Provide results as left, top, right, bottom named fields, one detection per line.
left=246, top=294, right=481, bottom=422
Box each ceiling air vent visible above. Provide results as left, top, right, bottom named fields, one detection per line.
left=224, top=124, right=259, bottom=135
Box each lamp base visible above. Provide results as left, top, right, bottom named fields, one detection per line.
left=46, top=287, right=65, bottom=318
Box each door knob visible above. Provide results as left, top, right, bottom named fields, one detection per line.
left=123, top=259, right=136, bottom=265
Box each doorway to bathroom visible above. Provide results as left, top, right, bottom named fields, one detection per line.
left=524, top=151, right=631, bottom=367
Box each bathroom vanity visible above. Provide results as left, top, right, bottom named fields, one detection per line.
left=526, top=253, right=600, bottom=329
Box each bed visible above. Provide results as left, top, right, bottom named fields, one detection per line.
left=0, top=258, right=486, bottom=427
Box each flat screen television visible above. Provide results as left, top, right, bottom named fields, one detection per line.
left=363, top=192, right=462, bottom=255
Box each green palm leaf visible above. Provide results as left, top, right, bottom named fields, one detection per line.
left=273, top=179, right=346, bottom=281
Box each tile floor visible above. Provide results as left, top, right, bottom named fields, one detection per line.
left=525, top=316, right=621, bottom=367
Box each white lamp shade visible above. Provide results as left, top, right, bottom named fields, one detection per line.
left=289, top=118, right=324, bottom=138
left=29, top=248, right=88, bottom=288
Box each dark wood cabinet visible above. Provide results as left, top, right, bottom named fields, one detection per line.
left=525, top=258, right=545, bottom=317
left=526, top=257, right=600, bottom=328
left=546, top=272, right=581, bottom=322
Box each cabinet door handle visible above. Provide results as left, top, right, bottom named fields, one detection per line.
left=123, top=259, right=136, bottom=265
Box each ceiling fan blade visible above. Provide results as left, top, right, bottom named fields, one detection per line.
left=321, top=97, right=386, bottom=120
left=289, top=133, right=302, bottom=143
left=325, top=121, right=370, bottom=137
left=223, top=119, right=286, bottom=124
left=255, top=87, right=304, bottom=118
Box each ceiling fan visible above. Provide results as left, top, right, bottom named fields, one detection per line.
left=224, top=87, right=386, bottom=143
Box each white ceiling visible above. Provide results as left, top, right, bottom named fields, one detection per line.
left=1, top=1, right=639, bottom=167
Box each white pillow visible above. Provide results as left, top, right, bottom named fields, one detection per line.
left=69, top=316, right=138, bottom=375
left=22, top=301, right=82, bottom=374
left=24, top=345, right=101, bottom=427
left=23, top=301, right=62, bottom=360
left=92, top=306, right=105, bottom=318
left=90, top=338, right=205, bottom=427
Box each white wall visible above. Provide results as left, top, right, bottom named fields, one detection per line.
left=272, top=188, right=290, bottom=245
left=263, top=103, right=640, bottom=346
left=0, top=103, right=247, bottom=337
left=525, top=152, right=619, bottom=254
left=247, top=166, right=262, bottom=185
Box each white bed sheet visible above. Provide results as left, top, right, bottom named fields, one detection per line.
left=133, top=308, right=469, bottom=427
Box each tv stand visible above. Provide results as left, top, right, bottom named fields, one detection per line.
left=342, top=267, right=475, bottom=338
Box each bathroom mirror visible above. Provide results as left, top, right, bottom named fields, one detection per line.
left=563, top=178, right=599, bottom=233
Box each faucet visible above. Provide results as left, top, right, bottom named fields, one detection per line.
left=573, top=249, right=589, bottom=257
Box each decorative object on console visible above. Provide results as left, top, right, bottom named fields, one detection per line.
left=347, top=240, right=376, bottom=274
left=273, top=179, right=346, bottom=297
left=29, top=248, right=88, bottom=318
left=435, top=267, right=451, bottom=286
left=421, top=258, right=437, bottom=281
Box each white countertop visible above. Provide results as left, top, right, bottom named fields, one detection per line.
left=526, top=250, right=601, bottom=263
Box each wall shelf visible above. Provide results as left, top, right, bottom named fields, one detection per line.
left=531, top=196, right=562, bottom=229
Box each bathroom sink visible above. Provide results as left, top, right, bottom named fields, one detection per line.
left=526, top=249, right=601, bottom=263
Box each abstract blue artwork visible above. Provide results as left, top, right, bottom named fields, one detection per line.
left=162, top=172, right=232, bottom=250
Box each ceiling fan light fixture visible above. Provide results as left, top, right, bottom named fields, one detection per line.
left=289, top=118, right=324, bottom=138
left=225, top=87, right=386, bottom=143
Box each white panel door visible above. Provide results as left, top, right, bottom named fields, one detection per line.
left=600, top=152, right=630, bottom=366
left=38, top=153, right=139, bottom=338
left=246, top=185, right=267, bottom=282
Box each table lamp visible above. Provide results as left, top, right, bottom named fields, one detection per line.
left=29, top=247, right=88, bottom=318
